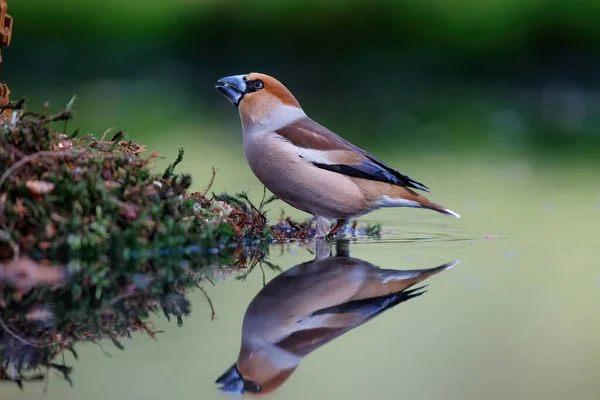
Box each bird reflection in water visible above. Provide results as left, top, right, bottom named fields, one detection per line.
left=216, top=241, right=458, bottom=395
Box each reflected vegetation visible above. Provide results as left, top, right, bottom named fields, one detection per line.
left=216, top=241, right=458, bottom=395
left=0, top=244, right=270, bottom=389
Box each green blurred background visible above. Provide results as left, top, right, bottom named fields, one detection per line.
left=2, top=3, right=600, bottom=400
left=4, top=0, right=600, bottom=165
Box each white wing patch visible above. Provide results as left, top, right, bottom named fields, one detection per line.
left=295, top=314, right=334, bottom=330
left=373, top=195, right=421, bottom=209
left=296, top=148, right=337, bottom=164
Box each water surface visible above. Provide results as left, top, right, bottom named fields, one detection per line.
left=1, top=149, right=599, bottom=400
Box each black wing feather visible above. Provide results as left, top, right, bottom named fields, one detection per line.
left=312, top=159, right=430, bottom=192
left=311, top=285, right=428, bottom=322
left=361, top=154, right=430, bottom=192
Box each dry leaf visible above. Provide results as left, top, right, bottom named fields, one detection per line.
left=13, top=197, right=25, bottom=218
left=0, top=256, right=68, bottom=292
left=25, top=304, right=55, bottom=324
left=104, top=180, right=122, bottom=189
left=0, top=82, right=11, bottom=122
left=44, top=222, right=56, bottom=237
left=119, top=140, right=147, bottom=154
left=26, top=180, right=55, bottom=195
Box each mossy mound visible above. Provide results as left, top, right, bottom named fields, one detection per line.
left=0, top=103, right=260, bottom=261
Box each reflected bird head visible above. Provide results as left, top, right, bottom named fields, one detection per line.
left=216, top=340, right=300, bottom=395
left=215, top=363, right=262, bottom=395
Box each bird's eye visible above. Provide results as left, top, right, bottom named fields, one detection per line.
left=253, top=80, right=264, bottom=90
left=243, top=380, right=262, bottom=393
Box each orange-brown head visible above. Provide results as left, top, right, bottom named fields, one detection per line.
left=215, top=344, right=299, bottom=396
left=215, top=72, right=304, bottom=128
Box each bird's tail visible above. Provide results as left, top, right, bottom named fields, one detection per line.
left=355, top=180, right=461, bottom=218
left=384, top=185, right=461, bottom=218
left=380, top=260, right=460, bottom=290
left=420, top=199, right=461, bottom=219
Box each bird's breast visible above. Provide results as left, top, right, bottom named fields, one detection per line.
left=242, top=132, right=369, bottom=218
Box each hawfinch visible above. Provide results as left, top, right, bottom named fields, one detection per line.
left=215, top=73, right=461, bottom=238
left=215, top=254, right=458, bottom=395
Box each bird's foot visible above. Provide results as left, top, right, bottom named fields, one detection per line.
left=314, top=240, right=331, bottom=259
left=314, top=217, right=331, bottom=239
left=326, top=224, right=342, bottom=238
left=325, top=219, right=349, bottom=240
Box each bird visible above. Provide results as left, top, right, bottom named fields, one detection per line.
left=215, top=250, right=459, bottom=395
left=215, top=73, right=460, bottom=238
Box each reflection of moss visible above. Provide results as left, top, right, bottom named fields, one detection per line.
left=0, top=241, right=274, bottom=389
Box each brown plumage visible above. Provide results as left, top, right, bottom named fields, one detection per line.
left=246, top=72, right=301, bottom=108
left=215, top=252, right=458, bottom=395
left=215, top=72, right=461, bottom=237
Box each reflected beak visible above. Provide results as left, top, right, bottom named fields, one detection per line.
left=215, top=364, right=241, bottom=386
left=215, top=74, right=247, bottom=106
left=215, top=364, right=262, bottom=394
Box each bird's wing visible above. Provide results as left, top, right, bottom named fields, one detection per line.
left=274, top=285, right=427, bottom=356
left=309, top=284, right=427, bottom=325
left=274, top=117, right=430, bottom=192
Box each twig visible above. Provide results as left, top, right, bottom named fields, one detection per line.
left=0, top=150, right=70, bottom=192
left=259, top=186, right=267, bottom=210
left=94, top=341, right=113, bottom=357
left=0, top=314, right=109, bottom=349
left=0, top=229, right=19, bottom=259
left=0, top=150, right=71, bottom=243
left=202, top=167, right=216, bottom=196
left=0, top=99, right=25, bottom=111
left=42, top=368, right=50, bottom=394
left=0, top=316, right=39, bottom=347
left=100, top=127, right=115, bottom=142
left=0, top=148, right=126, bottom=222
left=259, top=263, right=266, bottom=287
left=197, top=284, right=216, bottom=320
left=102, top=290, right=139, bottom=310
left=108, top=197, right=139, bottom=212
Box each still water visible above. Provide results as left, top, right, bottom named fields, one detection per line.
left=1, top=144, right=599, bottom=399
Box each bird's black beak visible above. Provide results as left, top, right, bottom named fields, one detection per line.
left=215, top=74, right=247, bottom=106
left=215, top=364, right=262, bottom=394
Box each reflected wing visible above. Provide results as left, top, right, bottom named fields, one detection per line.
left=275, top=286, right=427, bottom=356
left=310, top=285, right=427, bottom=324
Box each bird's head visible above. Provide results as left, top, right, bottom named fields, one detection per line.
left=215, top=72, right=305, bottom=130
left=215, top=345, right=299, bottom=396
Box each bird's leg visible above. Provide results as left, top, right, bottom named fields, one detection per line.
left=335, top=239, right=350, bottom=257
left=327, top=219, right=349, bottom=237
left=314, top=217, right=331, bottom=239
left=314, top=239, right=332, bottom=259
